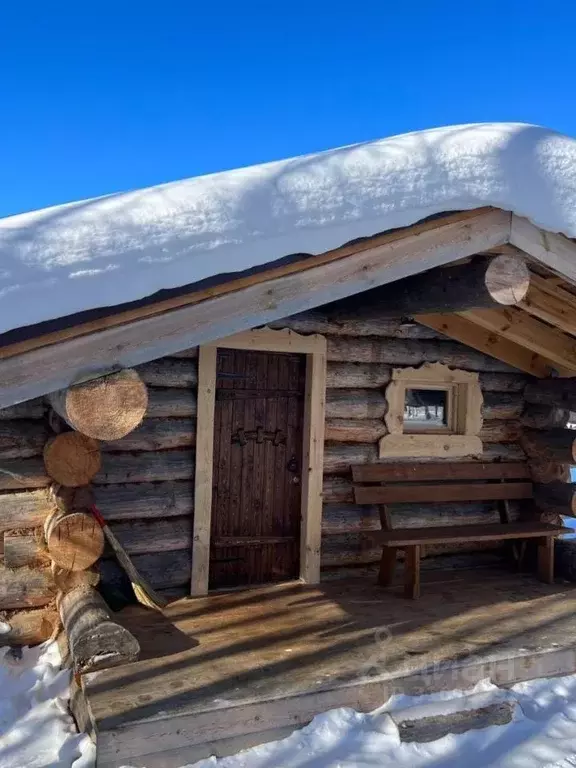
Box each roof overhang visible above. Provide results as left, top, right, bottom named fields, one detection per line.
left=0, top=206, right=575, bottom=408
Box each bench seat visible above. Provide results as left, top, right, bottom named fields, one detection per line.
left=352, top=461, right=570, bottom=599
left=373, top=521, right=568, bottom=547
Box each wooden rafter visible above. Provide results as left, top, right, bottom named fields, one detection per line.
left=458, top=307, right=576, bottom=374
left=520, top=274, right=576, bottom=337
left=415, top=313, right=557, bottom=377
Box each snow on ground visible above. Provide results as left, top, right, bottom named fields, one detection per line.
left=6, top=640, right=576, bottom=767
left=1, top=122, right=576, bottom=335
left=191, top=676, right=576, bottom=768
left=0, top=641, right=95, bottom=768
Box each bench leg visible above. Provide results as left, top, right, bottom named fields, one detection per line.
left=404, top=545, right=421, bottom=599
left=537, top=537, right=554, bottom=584
left=378, top=547, right=397, bottom=587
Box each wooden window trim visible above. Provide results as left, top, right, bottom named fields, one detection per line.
left=380, top=362, right=483, bottom=459
left=191, top=328, right=326, bottom=596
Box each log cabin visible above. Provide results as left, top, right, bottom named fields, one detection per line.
left=2, top=123, right=576, bottom=765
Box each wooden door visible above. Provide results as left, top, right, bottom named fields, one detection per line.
left=209, top=348, right=306, bottom=589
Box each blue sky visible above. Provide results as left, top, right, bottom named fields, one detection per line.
left=1, top=1, right=575, bottom=218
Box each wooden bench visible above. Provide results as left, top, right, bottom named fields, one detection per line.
left=351, top=462, right=569, bottom=599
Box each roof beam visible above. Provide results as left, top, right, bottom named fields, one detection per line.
left=458, top=307, right=576, bottom=374
left=0, top=208, right=511, bottom=408
left=519, top=274, right=576, bottom=337
left=415, top=312, right=555, bottom=377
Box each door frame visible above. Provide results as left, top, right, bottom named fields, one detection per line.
left=191, top=327, right=327, bottom=596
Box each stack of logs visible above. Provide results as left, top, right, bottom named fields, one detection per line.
left=521, top=379, right=576, bottom=523
left=1, top=370, right=145, bottom=669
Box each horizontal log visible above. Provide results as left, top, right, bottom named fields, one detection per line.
left=326, top=337, right=518, bottom=373
left=323, top=443, right=526, bottom=475
left=0, top=566, right=56, bottom=609
left=322, top=501, right=521, bottom=534
left=0, top=489, right=51, bottom=533
left=101, top=418, right=196, bottom=452
left=325, top=390, right=386, bottom=419
left=99, top=549, right=191, bottom=590
left=146, top=388, right=197, bottom=418
left=0, top=421, right=48, bottom=459
left=44, top=508, right=104, bottom=571
left=521, top=429, right=576, bottom=463
left=0, top=459, right=50, bottom=490
left=529, top=463, right=574, bottom=484
left=270, top=313, right=441, bottom=338
left=135, top=357, right=198, bottom=388
left=522, top=404, right=576, bottom=430
left=92, top=481, right=193, bottom=521
left=326, top=363, right=392, bottom=389
left=323, top=476, right=354, bottom=503
left=324, top=418, right=521, bottom=444
left=167, top=347, right=198, bottom=359
left=525, top=380, right=576, bottom=410
left=481, top=393, right=524, bottom=420
left=107, top=516, right=192, bottom=555
left=325, top=419, right=387, bottom=443
left=3, top=532, right=47, bottom=568
left=2, top=608, right=59, bottom=646
left=0, top=399, right=45, bottom=420
left=325, top=364, right=526, bottom=392
left=94, top=450, right=195, bottom=485
left=43, top=432, right=101, bottom=487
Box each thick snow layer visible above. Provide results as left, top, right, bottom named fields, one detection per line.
left=192, top=676, right=576, bottom=768
left=1, top=122, right=576, bottom=336
left=0, top=642, right=95, bottom=768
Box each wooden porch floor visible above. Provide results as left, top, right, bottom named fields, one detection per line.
left=83, top=571, right=576, bottom=767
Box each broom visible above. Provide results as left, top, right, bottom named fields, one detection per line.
left=90, top=504, right=168, bottom=611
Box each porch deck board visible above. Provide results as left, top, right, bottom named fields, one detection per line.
left=84, top=572, right=576, bottom=766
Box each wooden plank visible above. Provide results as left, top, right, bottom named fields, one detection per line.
left=210, top=328, right=325, bottom=355
left=415, top=313, right=556, bottom=377
left=537, top=537, right=554, bottom=584
left=0, top=209, right=511, bottom=409
left=351, top=462, right=531, bottom=483
left=300, top=348, right=326, bottom=584
left=374, top=522, right=567, bottom=547
left=354, top=482, right=534, bottom=506
left=459, top=307, right=576, bottom=373
left=191, top=346, right=217, bottom=596
left=404, top=545, right=421, bottom=599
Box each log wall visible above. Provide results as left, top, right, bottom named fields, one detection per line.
left=0, top=310, right=535, bottom=626
left=272, top=313, right=530, bottom=575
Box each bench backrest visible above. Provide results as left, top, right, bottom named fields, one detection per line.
left=351, top=462, right=533, bottom=507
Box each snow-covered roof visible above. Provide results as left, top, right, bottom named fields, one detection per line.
left=1, top=122, right=575, bottom=336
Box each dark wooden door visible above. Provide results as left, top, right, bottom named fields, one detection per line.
left=209, top=348, right=306, bottom=589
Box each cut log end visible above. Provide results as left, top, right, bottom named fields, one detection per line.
left=484, top=254, right=530, bottom=305
left=44, top=509, right=105, bottom=571
left=43, top=433, right=101, bottom=487
left=49, top=369, right=148, bottom=441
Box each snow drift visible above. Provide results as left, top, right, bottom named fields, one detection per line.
left=1, top=122, right=575, bottom=336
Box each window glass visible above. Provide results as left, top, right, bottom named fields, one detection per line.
left=404, top=388, right=448, bottom=429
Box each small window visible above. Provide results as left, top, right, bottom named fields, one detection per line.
left=404, top=387, right=449, bottom=432
left=380, top=363, right=483, bottom=458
